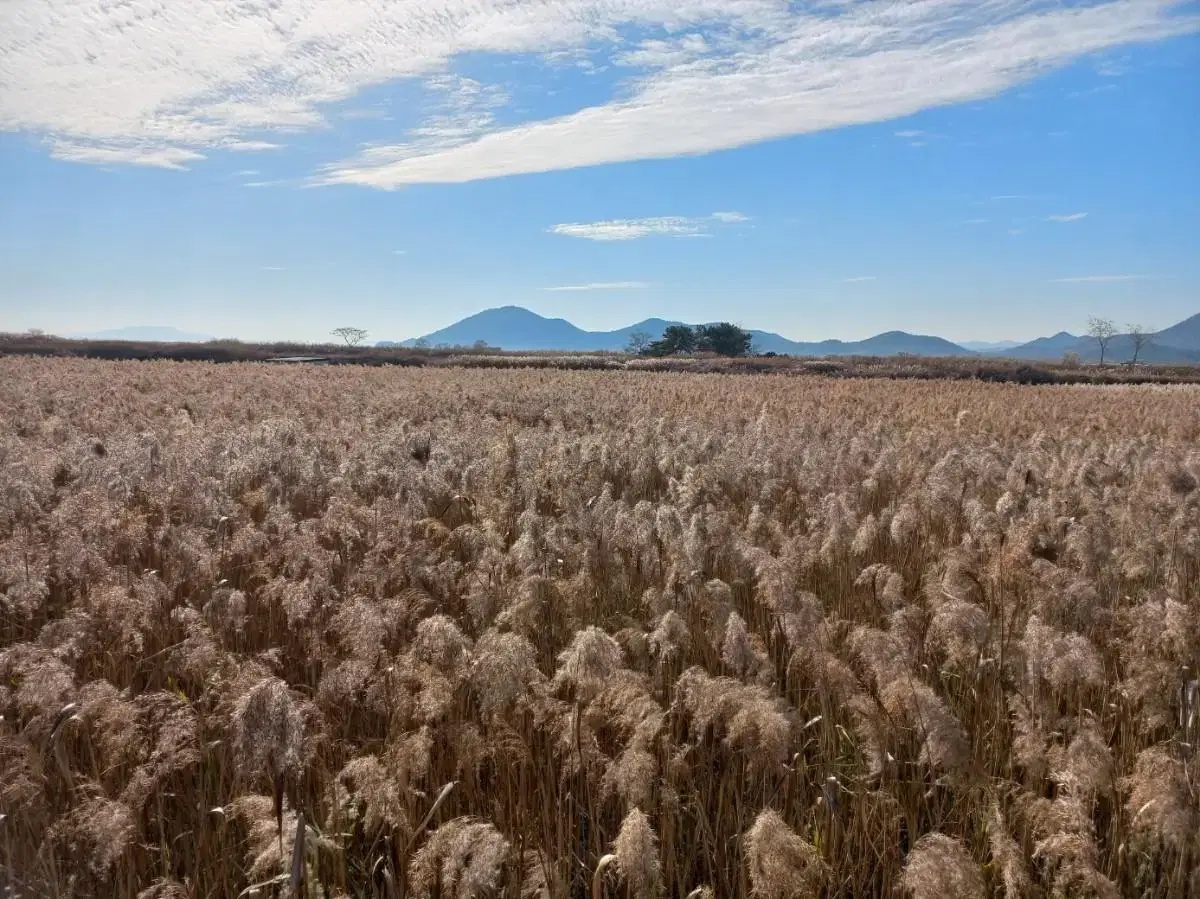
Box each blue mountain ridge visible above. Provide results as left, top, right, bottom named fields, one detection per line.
left=381, top=307, right=1200, bottom=361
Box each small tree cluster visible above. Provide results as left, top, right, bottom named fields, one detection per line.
left=637, top=323, right=753, bottom=357
left=1086, top=318, right=1153, bottom=365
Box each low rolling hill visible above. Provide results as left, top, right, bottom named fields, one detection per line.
left=386, top=307, right=975, bottom=357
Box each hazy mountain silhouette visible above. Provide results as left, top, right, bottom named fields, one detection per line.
left=386, top=306, right=976, bottom=356
left=73, top=326, right=217, bottom=343
left=998, top=332, right=1081, bottom=359
left=1001, top=315, right=1200, bottom=362
left=1151, top=312, right=1200, bottom=351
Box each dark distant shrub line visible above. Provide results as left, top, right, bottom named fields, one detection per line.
left=1, top=332, right=1197, bottom=384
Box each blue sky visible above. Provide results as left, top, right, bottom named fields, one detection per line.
left=1, top=0, right=1197, bottom=343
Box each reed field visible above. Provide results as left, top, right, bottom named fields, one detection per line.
left=1, top=357, right=1197, bottom=898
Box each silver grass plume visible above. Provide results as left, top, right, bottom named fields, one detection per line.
left=986, top=805, right=1030, bottom=899
left=408, top=817, right=510, bottom=899
left=232, top=676, right=305, bottom=782
left=900, top=833, right=985, bottom=899
left=1123, top=746, right=1198, bottom=853
left=470, top=629, right=542, bottom=716
left=611, top=808, right=662, bottom=899
left=554, top=626, right=623, bottom=702
left=744, top=809, right=828, bottom=898
left=721, top=611, right=754, bottom=678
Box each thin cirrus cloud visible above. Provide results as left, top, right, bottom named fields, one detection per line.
left=49, top=141, right=207, bottom=171
left=1048, top=212, right=1089, bottom=222
left=549, top=212, right=748, bottom=241
left=543, top=281, right=652, bottom=292
left=0, top=2, right=1195, bottom=185
left=1052, top=274, right=1155, bottom=283
left=842, top=276, right=877, bottom=283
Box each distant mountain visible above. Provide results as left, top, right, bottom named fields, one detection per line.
left=789, top=331, right=971, bottom=357
left=1099, top=336, right=1200, bottom=364
left=387, top=306, right=598, bottom=351
left=386, top=307, right=975, bottom=357
left=382, top=306, right=1200, bottom=362
left=74, top=326, right=216, bottom=343
left=1003, top=319, right=1200, bottom=363
left=1152, top=312, right=1200, bottom=352
left=1000, top=332, right=1082, bottom=360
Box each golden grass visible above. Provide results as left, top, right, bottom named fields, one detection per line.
left=1, top=358, right=1198, bottom=897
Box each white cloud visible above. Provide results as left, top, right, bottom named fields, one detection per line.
left=549, top=216, right=704, bottom=241
left=894, top=129, right=925, bottom=138
left=2, top=1, right=1195, bottom=183
left=50, top=141, right=205, bottom=170
left=549, top=212, right=748, bottom=240
left=391, top=249, right=408, bottom=256
left=842, top=276, right=877, bottom=283
left=262, top=265, right=286, bottom=271
left=965, top=218, right=990, bottom=224
left=1048, top=212, right=1088, bottom=222
left=226, top=140, right=282, bottom=152
left=1052, top=274, right=1153, bottom=283
left=316, top=2, right=1197, bottom=186
left=543, top=281, right=651, bottom=291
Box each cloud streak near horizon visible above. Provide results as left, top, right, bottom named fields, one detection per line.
left=543, top=281, right=652, bottom=291
left=1052, top=274, right=1156, bottom=283
left=1, top=1, right=1196, bottom=184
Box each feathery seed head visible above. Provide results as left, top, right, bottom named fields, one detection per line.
left=232, top=676, right=305, bottom=779
left=612, top=808, right=662, bottom=899
left=554, top=626, right=623, bottom=701
left=408, top=817, right=510, bottom=899
left=900, top=833, right=985, bottom=899
left=744, top=809, right=828, bottom=899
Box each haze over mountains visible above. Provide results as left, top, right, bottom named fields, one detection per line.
left=52, top=310, right=1200, bottom=363
left=384, top=306, right=1200, bottom=363
left=72, top=326, right=218, bottom=343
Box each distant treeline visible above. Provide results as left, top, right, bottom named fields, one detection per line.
left=2, top=332, right=1198, bottom=385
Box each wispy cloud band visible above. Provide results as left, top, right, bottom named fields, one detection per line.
left=543, top=281, right=651, bottom=291
left=549, top=212, right=748, bottom=241
left=2, top=1, right=1194, bottom=183
left=1052, top=274, right=1154, bottom=283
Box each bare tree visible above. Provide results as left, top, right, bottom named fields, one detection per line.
left=625, top=330, right=653, bottom=354
left=1086, top=317, right=1117, bottom=366
left=1127, top=324, right=1151, bottom=365
left=331, top=327, right=368, bottom=347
